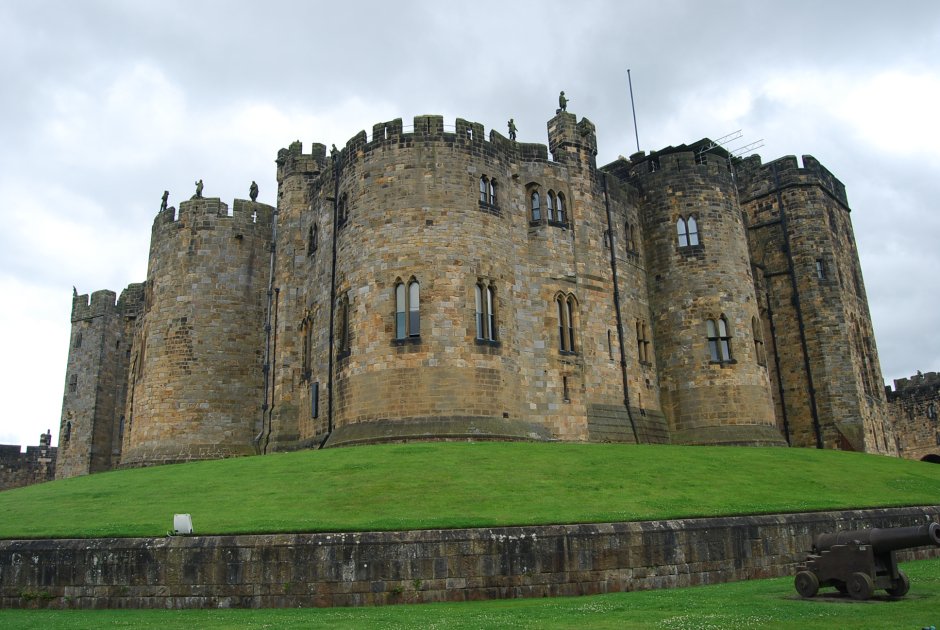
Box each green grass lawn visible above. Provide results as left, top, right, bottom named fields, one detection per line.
left=1, top=442, right=939, bottom=539
left=2, top=558, right=938, bottom=629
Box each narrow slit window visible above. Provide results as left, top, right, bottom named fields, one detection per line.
left=547, top=191, right=556, bottom=222
left=531, top=191, right=541, bottom=221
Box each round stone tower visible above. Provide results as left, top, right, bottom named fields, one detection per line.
left=121, top=196, right=275, bottom=466
left=632, top=145, right=784, bottom=446
left=270, top=116, right=559, bottom=447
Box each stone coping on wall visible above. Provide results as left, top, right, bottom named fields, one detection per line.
left=1, top=506, right=938, bottom=609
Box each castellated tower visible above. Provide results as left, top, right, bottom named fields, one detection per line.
left=56, top=285, right=143, bottom=478
left=265, top=110, right=670, bottom=448
left=120, top=196, right=275, bottom=466
left=626, top=143, right=784, bottom=446
left=53, top=103, right=906, bottom=481
left=737, top=155, right=895, bottom=454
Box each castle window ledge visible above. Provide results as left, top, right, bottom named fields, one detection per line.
left=529, top=219, right=543, bottom=228
left=477, top=201, right=502, bottom=217
left=677, top=244, right=705, bottom=256
left=709, top=359, right=737, bottom=368
left=391, top=337, right=422, bottom=349
left=548, top=220, right=569, bottom=229
left=473, top=338, right=502, bottom=350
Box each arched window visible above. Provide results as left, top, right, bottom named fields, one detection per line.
left=752, top=316, right=766, bottom=366
left=308, top=224, right=318, bottom=255
left=687, top=216, right=699, bottom=246
left=547, top=191, right=556, bottom=222
left=677, top=215, right=699, bottom=247
left=556, top=293, right=577, bottom=353
left=489, top=179, right=497, bottom=205
left=566, top=295, right=576, bottom=352
left=395, top=283, right=407, bottom=339
left=475, top=283, right=496, bottom=341
left=64, top=421, right=71, bottom=443
left=531, top=191, right=541, bottom=221
left=396, top=279, right=420, bottom=339
left=409, top=280, right=420, bottom=338
left=557, top=193, right=567, bottom=224
left=928, top=403, right=937, bottom=420
left=626, top=222, right=637, bottom=252
left=479, top=177, right=488, bottom=203
left=636, top=319, right=651, bottom=364
left=706, top=316, right=732, bottom=363
left=73, top=332, right=83, bottom=349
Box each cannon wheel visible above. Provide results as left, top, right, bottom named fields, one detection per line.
left=886, top=570, right=910, bottom=597
left=794, top=571, right=819, bottom=598
left=847, top=572, right=874, bottom=600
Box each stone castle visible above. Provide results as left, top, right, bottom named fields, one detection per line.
left=42, top=104, right=939, bottom=482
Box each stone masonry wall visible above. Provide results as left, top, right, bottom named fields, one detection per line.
left=627, top=148, right=782, bottom=446
left=56, top=289, right=139, bottom=478
left=0, top=433, right=56, bottom=492
left=121, top=198, right=274, bottom=466
left=738, top=155, right=894, bottom=454
left=2, top=506, right=938, bottom=609
left=889, top=372, right=940, bottom=461
left=269, top=113, right=650, bottom=448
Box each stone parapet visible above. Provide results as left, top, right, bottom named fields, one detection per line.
left=2, top=506, right=937, bottom=609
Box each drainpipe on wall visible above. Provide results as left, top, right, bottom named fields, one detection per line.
left=257, top=205, right=279, bottom=453
left=602, top=173, right=640, bottom=443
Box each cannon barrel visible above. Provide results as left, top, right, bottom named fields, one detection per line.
left=813, top=522, right=940, bottom=554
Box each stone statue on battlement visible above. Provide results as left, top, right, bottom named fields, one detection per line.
left=558, top=91, right=568, bottom=112
left=193, top=179, right=204, bottom=199
left=249, top=181, right=258, bottom=202
left=160, top=190, right=169, bottom=212
left=508, top=118, right=517, bottom=141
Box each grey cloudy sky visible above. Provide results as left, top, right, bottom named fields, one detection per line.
left=1, top=0, right=937, bottom=448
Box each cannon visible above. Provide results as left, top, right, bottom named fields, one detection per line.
left=794, top=522, right=940, bottom=600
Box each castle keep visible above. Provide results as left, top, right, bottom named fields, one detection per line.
left=53, top=105, right=919, bottom=478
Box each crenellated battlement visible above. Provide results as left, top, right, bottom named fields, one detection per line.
left=277, top=114, right=556, bottom=182
left=887, top=371, right=940, bottom=401
left=547, top=111, right=597, bottom=164
left=736, top=154, right=848, bottom=207
left=626, top=140, right=735, bottom=187
left=71, top=289, right=118, bottom=322
left=151, top=197, right=274, bottom=240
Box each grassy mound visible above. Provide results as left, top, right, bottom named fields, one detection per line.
left=1, top=442, right=939, bottom=539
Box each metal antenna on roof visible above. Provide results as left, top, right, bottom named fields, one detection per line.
left=627, top=69, right=640, bottom=154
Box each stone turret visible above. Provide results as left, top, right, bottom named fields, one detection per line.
left=56, top=285, right=142, bottom=478
left=737, top=154, right=895, bottom=453
left=630, top=141, right=784, bottom=446
left=121, top=196, right=275, bottom=466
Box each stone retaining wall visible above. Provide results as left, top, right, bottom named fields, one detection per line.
left=2, top=506, right=938, bottom=609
